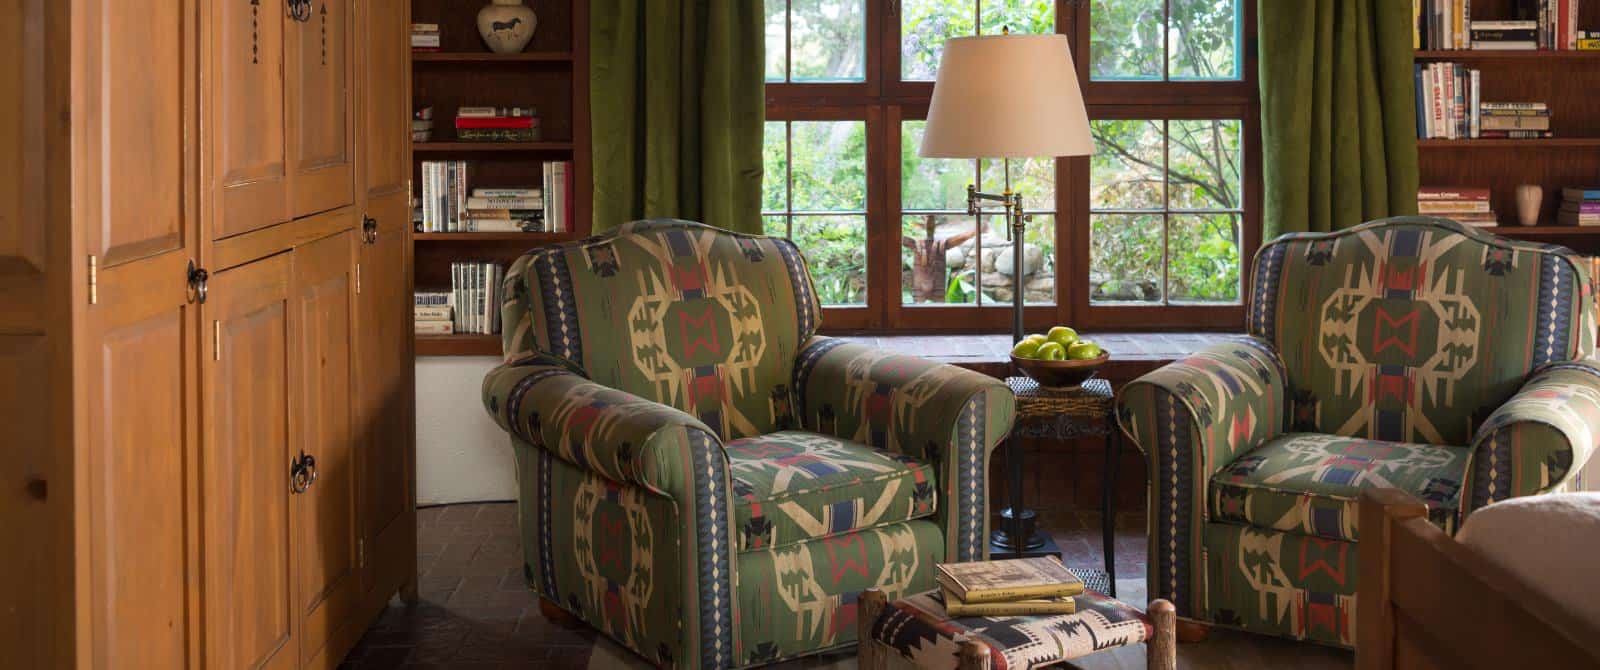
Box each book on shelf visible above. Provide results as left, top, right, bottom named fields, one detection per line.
left=448, top=262, right=504, bottom=335
left=940, top=588, right=1077, bottom=617
left=414, top=320, right=455, bottom=335
left=415, top=291, right=451, bottom=306
left=1414, top=1, right=1581, bottom=50
left=1418, top=186, right=1489, bottom=201
left=420, top=160, right=553, bottom=233
left=467, top=196, right=542, bottom=209
left=411, top=23, right=440, bottom=50
left=1562, top=187, right=1600, bottom=201
left=933, top=557, right=1084, bottom=604
left=474, top=188, right=539, bottom=198
left=1478, top=130, right=1554, bottom=139
left=1419, top=200, right=1491, bottom=214
left=415, top=305, right=453, bottom=322
left=457, top=106, right=538, bottom=118
left=457, top=127, right=541, bottom=142
left=1560, top=188, right=1600, bottom=225
left=1417, top=187, right=1496, bottom=225
left=543, top=161, right=573, bottom=234
left=455, top=116, right=541, bottom=129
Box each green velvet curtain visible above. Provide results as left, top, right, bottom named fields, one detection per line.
left=1259, top=0, right=1419, bottom=237
left=589, top=0, right=765, bottom=234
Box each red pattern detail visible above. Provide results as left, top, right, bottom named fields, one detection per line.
left=1372, top=307, right=1421, bottom=356
left=823, top=533, right=871, bottom=583
left=1373, top=369, right=1412, bottom=405
left=596, top=507, right=629, bottom=574
left=669, top=262, right=706, bottom=292
left=1296, top=537, right=1350, bottom=585
left=677, top=306, right=723, bottom=357
left=1381, top=262, right=1423, bottom=292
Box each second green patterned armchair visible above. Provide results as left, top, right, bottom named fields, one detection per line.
left=1117, top=216, right=1600, bottom=647
left=481, top=219, right=1014, bottom=668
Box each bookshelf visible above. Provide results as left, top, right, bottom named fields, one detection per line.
left=1414, top=0, right=1600, bottom=246
left=411, top=0, right=591, bottom=357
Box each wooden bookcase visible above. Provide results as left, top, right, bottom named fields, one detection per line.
left=1414, top=0, right=1600, bottom=250
left=410, top=0, right=591, bottom=356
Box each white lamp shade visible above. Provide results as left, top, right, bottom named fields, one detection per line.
left=920, top=34, right=1093, bottom=159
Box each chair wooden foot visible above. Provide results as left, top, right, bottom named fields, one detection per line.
left=857, top=589, right=890, bottom=670
left=539, top=597, right=583, bottom=627
left=1176, top=618, right=1210, bottom=643
left=1148, top=599, right=1177, bottom=670
left=958, top=638, right=992, bottom=670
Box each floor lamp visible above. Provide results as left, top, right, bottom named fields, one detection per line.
left=920, top=31, right=1094, bottom=557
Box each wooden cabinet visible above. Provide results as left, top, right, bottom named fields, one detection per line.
left=1, top=0, right=415, bottom=667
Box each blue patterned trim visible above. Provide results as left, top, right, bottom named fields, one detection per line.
left=792, top=337, right=848, bottom=428
left=503, top=368, right=570, bottom=444
left=684, top=427, right=734, bottom=669
left=1533, top=254, right=1576, bottom=367
left=1468, top=425, right=1515, bottom=512
left=536, top=448, right=558, bottom=597
left=1248, top=242, right=1287, bottom=342
left=952, top=393, right=987, bottom=562
left=532, top=248, right=584, bottom=367
left=774, top=239, right=819, bottom=342
left=1154, top=388, right=1195, bottom=618
left=1532, top=361, right=1600, bottom=382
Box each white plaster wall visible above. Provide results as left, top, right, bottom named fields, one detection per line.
left=415, top=357, right=518, bottom=504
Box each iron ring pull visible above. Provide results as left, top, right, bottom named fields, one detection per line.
left=362, top=216, right=379, bottom=244
left=290, top=452, right=318, bottom=493
left=187, top=260, right=210, bottom=305
left=288, top=0, right=314, bottom=23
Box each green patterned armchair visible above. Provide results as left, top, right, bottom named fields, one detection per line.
left=1117, top=216, right=1600, bottom=647
left=481, top=219, right=1014, bottom=668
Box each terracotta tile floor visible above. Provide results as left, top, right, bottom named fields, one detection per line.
left=339, top=503, right=1148, bottom=669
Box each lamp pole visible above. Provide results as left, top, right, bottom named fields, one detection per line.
left=964, top=157, right=1027, bottom=344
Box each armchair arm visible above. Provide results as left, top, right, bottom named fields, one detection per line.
left=1466, top=361, right=1600, bottom=514
left=791, top=337, right=1015, bottom=562
left=481, top=352, right=726, bottom=499
left=1114, top=336, right=1287, bottom=618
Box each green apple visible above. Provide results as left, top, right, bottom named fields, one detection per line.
left=1011, top=339, right=1041, bottom=359
left=1025, top=333, right=1048, bottom=345
left=1046, top=326, right=1079, bottom=348
left=1067, top=340, right=1104, bottom=360
left=1036, top=342, right=1067, bottom=361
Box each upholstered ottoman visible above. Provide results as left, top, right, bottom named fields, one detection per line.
left=857, top=587, right=1175, bottom=670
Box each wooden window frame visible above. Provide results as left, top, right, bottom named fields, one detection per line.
left=765, top=0, right=1259, bottom=333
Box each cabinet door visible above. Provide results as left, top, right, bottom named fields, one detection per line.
left=71, top=0, right=199, bottom=667
left=286, top=0, right=356, bottom=218
left=203, top=254, right=298, bottom=670
left=291, top=229, right=359, bottom=663
left=205, top=0, right=290, bottom=239
left=354, top=0, right=414, bottom=598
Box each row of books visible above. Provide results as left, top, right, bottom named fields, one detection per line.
left=418, top=160, right=571, bottom=233
left=413, top=262, right=505, bottom=335
left=1414, top=2, right=1587, bottom=50
left=1415, top=63, right=1551, bottom=139
left=412, top=22, right=441, bottom=52
left=935, top=557, right=1085, bottom=616
left=1418, top=186, right=1496, bottom=226
left=413, top=106, right=434, bottom=143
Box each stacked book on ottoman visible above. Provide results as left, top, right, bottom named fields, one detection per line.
left=934, top=557, right=1083, bottom=616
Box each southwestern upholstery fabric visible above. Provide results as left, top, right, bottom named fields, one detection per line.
left=1119, top=216, right=1600, bottom=647
left=868, top=584, right=1155, bottom=669
left=484, top=220, right=1014, bottom=668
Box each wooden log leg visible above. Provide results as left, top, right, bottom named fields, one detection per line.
left=1176, top=618, right=1210, bottom=643
left=540, top=596, right=584, bottom=628
left=857, top=588, right=889, bottom=670
left=959, top=639, right=992, bottom=670
left=398, top=576, right=420, bottom=607
left=1148, top=599, right=1177, bottom=670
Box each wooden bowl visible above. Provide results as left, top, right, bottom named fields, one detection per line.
left=1010, top=351, right=1110, bottom=389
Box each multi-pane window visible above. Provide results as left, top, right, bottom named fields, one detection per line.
left=762, top=120, right=869, bottom=306
left=1089, top=119, right=1242, bottom=304
left=763, top=0, right=1256, bottom=329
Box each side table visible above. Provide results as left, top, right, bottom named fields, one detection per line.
left=993, top=376, right=1121, bottom=597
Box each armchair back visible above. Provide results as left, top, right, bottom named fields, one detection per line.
left=1247, top=216, right=1595, bottom=445
left=500, top=219, right=822, bottom=440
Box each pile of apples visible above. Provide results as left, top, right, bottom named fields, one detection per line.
left=1011, top=326, right=1104, bottom=361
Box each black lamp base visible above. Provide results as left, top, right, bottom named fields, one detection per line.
left=989, top=507, right=1062, bottom=559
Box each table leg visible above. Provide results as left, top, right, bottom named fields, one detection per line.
left=1008, top=436, right=1025, bottom=559
left=1103, top=414, right=1119, bottom=598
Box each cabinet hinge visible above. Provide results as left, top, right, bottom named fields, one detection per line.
left=87, top=255, right=98, bottom=305
left=355, top=262, right=362, bottom=294
left=357, top=538, right=366, bottom=568
left=212, top=320, right=221, bottom=361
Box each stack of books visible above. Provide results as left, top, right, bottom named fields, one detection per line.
left=450, top=262, right=504, bottom=335
left=1559, top=187, right=1600, bottom=226
left=413, top=106, right=434, bottom=143
left=1581, top=30, right=1600, bottom=50
left=419, top=160, right=549, bottom=233
left=455, top=106, right=540, bottom=143
left=1413, top=2, right=1581, bottom=50
left=411, top=23, right=440, bottom=52
left=1480, top=102, right=1551, bottom=139
left=934, top=557, right=1084, bottom=617
left=414, top=292, right=453, bottom=335
left=1418, top=186, right=1496, bottom=227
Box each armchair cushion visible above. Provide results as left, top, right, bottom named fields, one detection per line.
left=727, top=431, right=937, bottom=552
left=1467, top=361, right=1600, bottom=512
left=1210, top=433, right=1471, bottom=542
